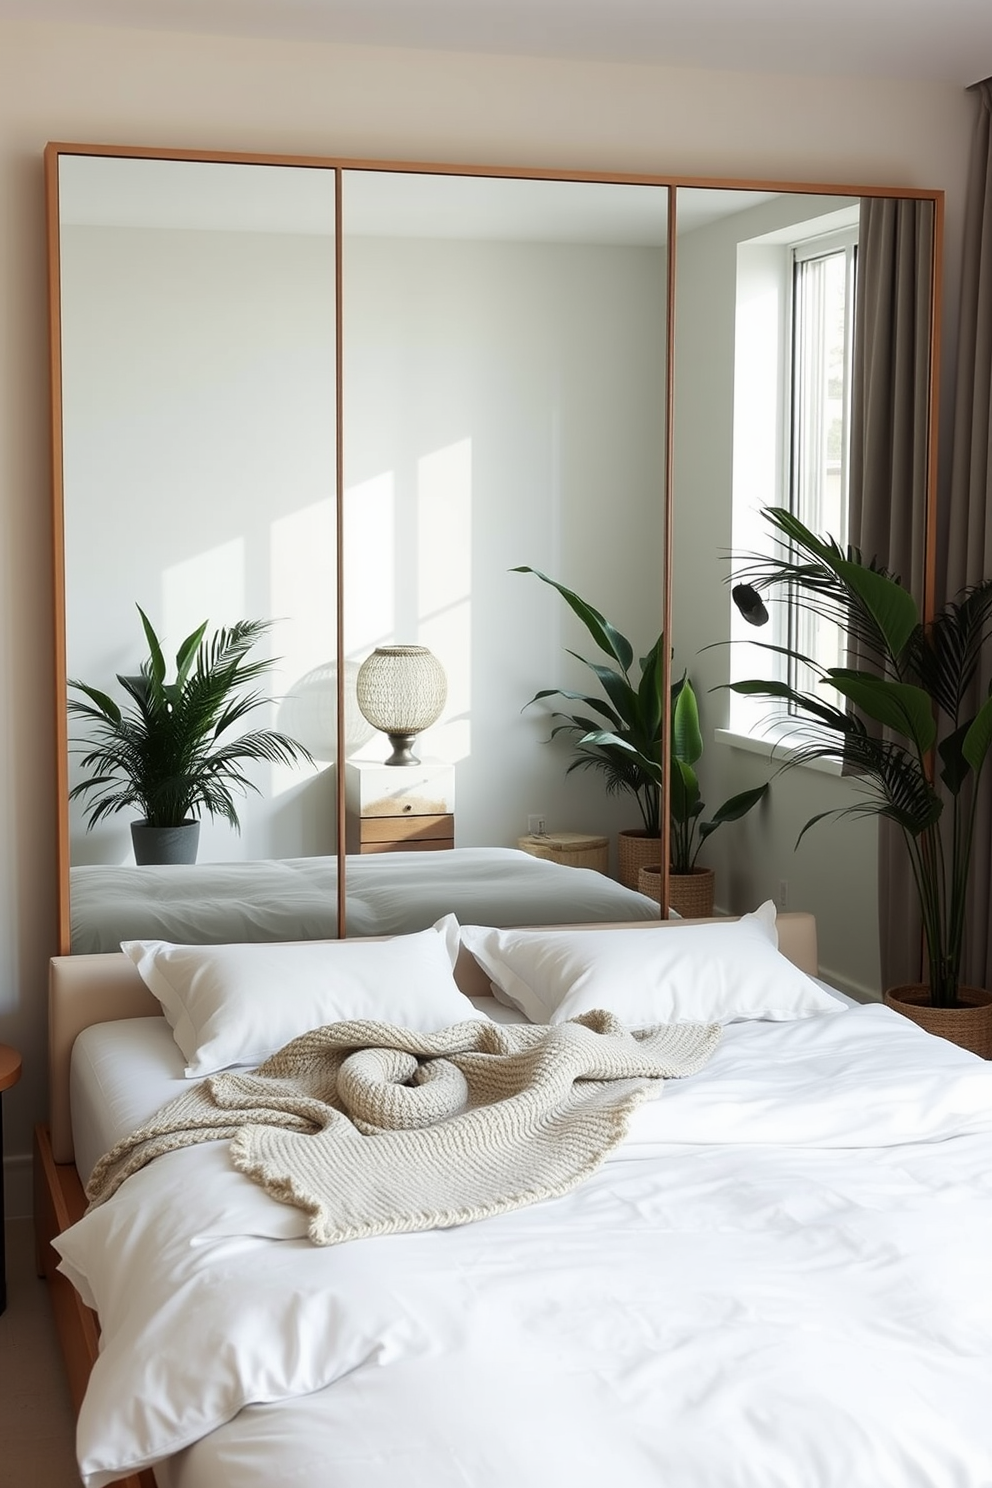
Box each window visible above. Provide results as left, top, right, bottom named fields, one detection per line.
left=728, top=209, right=858, bottom=746
left=788, top=229, right=857, bottom=697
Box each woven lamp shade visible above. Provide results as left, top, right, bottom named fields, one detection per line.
left=355, top=646, right=447, bottom=765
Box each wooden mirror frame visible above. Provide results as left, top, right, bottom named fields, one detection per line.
left=45, top=141, right=943, bottom=954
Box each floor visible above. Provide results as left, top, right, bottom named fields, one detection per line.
left=0, top=1216, right=82, bottom=1485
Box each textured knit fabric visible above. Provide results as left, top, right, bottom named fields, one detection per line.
left=86, top=1010, right=721, bottom=1244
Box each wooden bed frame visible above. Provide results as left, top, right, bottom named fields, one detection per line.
left=34, top=912, right=817, bottom=1488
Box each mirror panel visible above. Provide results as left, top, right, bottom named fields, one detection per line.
left=55, top=152, right=341, bottom=947
left=340, top=169, right=669, bottom=852
left=670, top=186, right=937, bottom=967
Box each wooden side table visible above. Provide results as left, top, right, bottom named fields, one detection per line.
left=0, top=1043, right=22, bottom=1314
left=517, top=831, right=610, bottom=875
left=345, top=759, right=455, bottom=854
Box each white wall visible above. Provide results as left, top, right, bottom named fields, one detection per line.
left=61, top=222, right=339, bottom=863
left=61, top=220, right=667, bottom=865
left=342, top=233, right=666, bottom=849
left=0, top=15, right=974, bottom=1209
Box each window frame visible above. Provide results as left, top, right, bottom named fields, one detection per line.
left=785, top=225, right=859, bottom=702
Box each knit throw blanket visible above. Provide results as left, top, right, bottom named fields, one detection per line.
left=86, top=1010, right=721, bottom=1246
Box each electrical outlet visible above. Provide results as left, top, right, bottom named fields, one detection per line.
left=777, top=878, right=788, bottom=910
left=528, top=814, right=547, bottom=836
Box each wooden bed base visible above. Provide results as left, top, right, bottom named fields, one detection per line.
left=34, top=1122, right=156, bottom=1488
left=34, top=912, right=818, bottom=1487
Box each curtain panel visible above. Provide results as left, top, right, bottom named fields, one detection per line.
left=945, top=77, right=992, bottom=995
left=848, top=195, right=934, bottom=989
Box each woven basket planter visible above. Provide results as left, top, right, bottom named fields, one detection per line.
left=668, top=867, right=716, bottom=919
left=883, top=984, right=992, bottom=1060
left=618, top=829, right=664, bottom=890
left=636, top=865, right=716, bottom=918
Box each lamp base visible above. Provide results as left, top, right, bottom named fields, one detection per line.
left=383, top=732, right=421, bottom=766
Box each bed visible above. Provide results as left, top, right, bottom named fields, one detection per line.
left=35, top=908, right=992, bottom=1488
left=68, top=847, right=661, bottom=952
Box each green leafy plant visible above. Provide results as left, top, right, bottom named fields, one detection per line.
left=68, top=608, right=313, bottom=831
left=514, top=570, right=767, bottom=863
left=513, top=567, right=664, bottom=835
left=728, top=506, right=992, bottom=1008
left=670, top=675, right=769, bottom=873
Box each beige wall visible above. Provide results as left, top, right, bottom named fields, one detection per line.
left=0, top=17, right=975, bottom=1208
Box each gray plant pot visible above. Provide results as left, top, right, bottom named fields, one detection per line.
left=130, top=820, right=200, bottom=866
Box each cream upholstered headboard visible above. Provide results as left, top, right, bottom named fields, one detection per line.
left=47, top=912, right=818, bottom=1165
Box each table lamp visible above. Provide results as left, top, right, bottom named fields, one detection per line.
left=355, top=646, right=447, bottom=766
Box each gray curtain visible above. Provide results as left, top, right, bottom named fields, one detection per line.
left=943, top=77, right=992, bottom=992
left=848, top=195, right=934, bottom=988
left=849, top=196, right=933, bottom=599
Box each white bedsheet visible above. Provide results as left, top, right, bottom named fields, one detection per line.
left=55, top=1005, right=992, bottom=1488
left=69, top=848, right=661, bottom=952
left=68, top=984, right=856, bottom=1186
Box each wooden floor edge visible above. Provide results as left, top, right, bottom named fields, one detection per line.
left=32, top=1124, right=158, bottom=1488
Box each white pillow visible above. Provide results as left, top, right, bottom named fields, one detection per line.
left=459, top=902, right=840, bottom=1026
left=122, top=914, right=483, bottom=1078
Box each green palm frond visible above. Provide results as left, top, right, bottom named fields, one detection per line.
left=733, top=507, right=916, bottom=673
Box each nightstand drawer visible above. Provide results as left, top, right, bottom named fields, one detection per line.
left=347, top=811, right=454, bottom=853
left=359, top=836, right=455, bottom=853
left=359, top=813, right=453, bottom=845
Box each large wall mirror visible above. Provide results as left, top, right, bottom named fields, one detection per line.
left=46, top=144, right=941, bottom=956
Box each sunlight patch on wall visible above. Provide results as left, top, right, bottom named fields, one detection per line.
left=344, top=471, right=396, bottom=654
left=270, top=497, right=338, bottom=788
left=272, top=496, right=337, bottom=678
left=418, top=439, right=471, bottom=764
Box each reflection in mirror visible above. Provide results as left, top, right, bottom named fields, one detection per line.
left=57, top=152, right=340, bottom=949
left=53, top=151, right=672, bottom=950
left=674, top=190, right=860, bottom=725
left=339, top=170, right=669, bottom=872
left=51, top=153, right=938, bottom=965
left=670, top=186, right=936, bottom=985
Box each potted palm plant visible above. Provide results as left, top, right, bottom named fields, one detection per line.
left=69, top=608, right=313, bottom=865
left=729, top=506, right=992, bottom=1055
left=514, top=568, right=767, bottom=897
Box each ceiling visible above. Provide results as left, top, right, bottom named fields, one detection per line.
left=3, top=0, right=990, bottom=87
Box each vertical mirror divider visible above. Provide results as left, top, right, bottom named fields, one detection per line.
left=659, top=184, right=678, bottom=919
left=334, top=166, right=347, bottom=938
left=46, top=142, right=71, bottom=955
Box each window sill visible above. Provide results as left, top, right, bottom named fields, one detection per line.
left=714, top=727, right=844, bottom=778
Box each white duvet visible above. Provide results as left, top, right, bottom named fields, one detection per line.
left=55, top=1005, right=992, bottom=1488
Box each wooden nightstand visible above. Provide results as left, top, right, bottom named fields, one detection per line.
left=0, top=1043, right=22, bottom=1314
left=345, top=759, right=455, bottom=854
